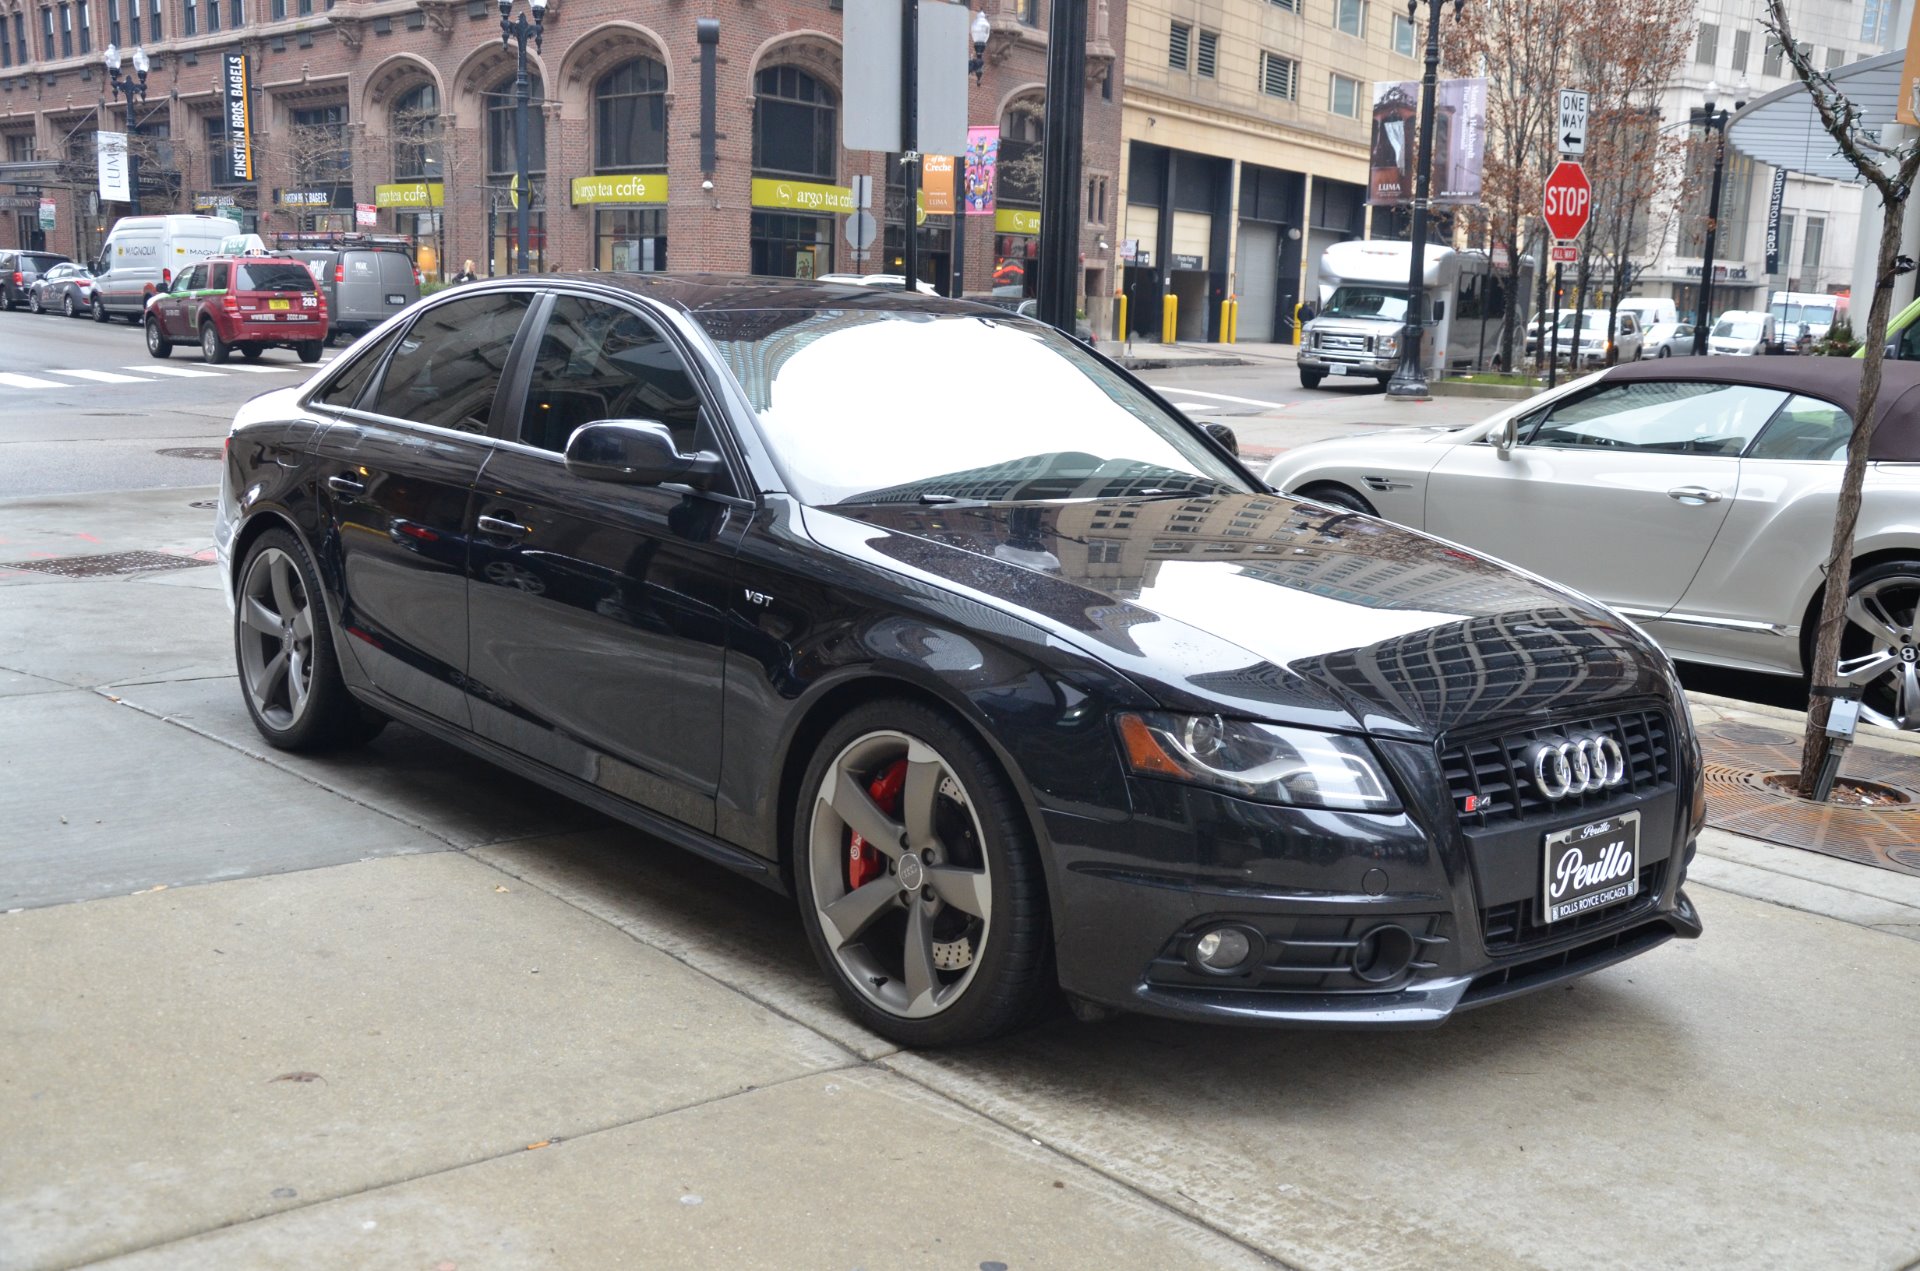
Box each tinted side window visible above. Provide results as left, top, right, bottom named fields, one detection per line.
left=367, top=292, right=532, bottom=434
left=315, top=327, right=404, bottom=411
left=1748, top=394, right=1852, bottom=461
left=516, top=295, right=704, bottom=452
left=206, top=263, right=230, bottom=290
left=180, top=264, right=208, bottom=291
left=236, top=262, right=317, bottom=292
left=1525, top=382, right=1787, bottom=455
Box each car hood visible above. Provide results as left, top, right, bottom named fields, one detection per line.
left=809, top=493, right=1672, bottom=740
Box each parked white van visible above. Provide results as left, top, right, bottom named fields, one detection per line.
left=1707, top=309, right=1776, bottom=356
left=1617, top=296, right=1679, bottom=329
left=89, top=214, right=234, bottom=322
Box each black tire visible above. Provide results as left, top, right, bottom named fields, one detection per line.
left=0, top=288, right=13, bottom=311
left=124, top=310, right=142, bottom=325
left=234, top=528, right=386, bottom=751
left=201, top=322, right=231, bottom=364
left=1296, top=481, right=1379, bottom=516
left=241, top=345, right=265, bottom=362
left=792, top=698, right=1052, bottom=1047
left=62, top=292, right=77, bottom=318
left=94, top=297, right=110, bottom=323
left=145, top=316, right=173, bottom=359
left=1300, top=368, right=1325, bottom=390
left=29, top=289, right=43, bottom=314
left=296, top=340, right=323, bottom=364
left=1657, top=346, right=1671, bottom=358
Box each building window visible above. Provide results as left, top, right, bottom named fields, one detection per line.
left=76, top=0, right=88, bottom=51
left=13, top=12, right=26, bottom=62
left=228, top=0, right=239, bottom=23
left=147, top=0, right=158, bottom=41
left=125, top=0, right=136, bottom=43
left=206, top=0, right=219, bottom=32
left=1696, top=21, right=1717, bottom=66
left=595, top=207, right=666, bottom=272
left=1775, top=212, right=1795, bottom=277
left=1169, top=21, right=1189, bottom=71
left=1825, top=45, right=1845, bottom=70
left=1085, top=173, right=1108, bottom=224
left=1862, top=0, right=1893, bottom=46
left=486, top=73, right=546, bottom=180
left=271, top=0, right=283, bottom=15
left=1728, top=28, right=1749, bottom=73
left=1269, top=0, right=1298, bottom=10
left=1195, top=29, right=1218, bottom=78
left=1392, top=12, right=1414, bottom=55
left=58, top=3, right=69, bottom=55
left=1260, top=50, right=1297, bottom=100
left=998, top=97, right=1042, bottom=205
left=390, top=83, right=441, bottom=181
left=41, top=6, right=53, bottom=58
left=750, top=210, right=832, bottom=278
left=207, top=114, right=247, bottom=186
left=1762, top=36, right=1782, bottom=76
left=290, top=104, right=351, bottom=194
left=594, top=56, right=668, bottom=171
left=1335, top=0, right=1364, bottom=38
left=1330, top=74, right=1360, bottom=117
left=107, top=0, right=117, bottom=46
left=182, top=0, right=194, bottom=35
left=1014, top=0, right=1037, bottom=25
left=297, top=0, right=311, bottom=14
left=752, top=65, right=836, bottom=180
left=1803, top=216, right=1825, bottom=278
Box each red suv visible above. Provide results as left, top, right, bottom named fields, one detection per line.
left=145, top=255, right=329, bottom=364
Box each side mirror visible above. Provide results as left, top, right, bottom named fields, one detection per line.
left=564, top=419, right=724, bottom=489
left=1494, top=415, right=1519, bottom=457
left=1202, top=421, right=1239, bottom=456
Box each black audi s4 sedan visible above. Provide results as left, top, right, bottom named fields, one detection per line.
left=215, top=274, right=1703, bottom=1046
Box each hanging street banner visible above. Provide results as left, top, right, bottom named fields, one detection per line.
left=224, top=54, right=254, bottom=182
left=922, top=155, right=955, bottom=215
left=1366, top=77, right=1487, bottom=206
left=1763, top=168, right=1789, bottom=273
left=964, top=126, right=1000, bottom=216
left=38, top=197, right=55, bottom=230
left=96, top=130, right=130, bottom=203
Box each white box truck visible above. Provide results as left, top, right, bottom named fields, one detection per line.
left=1298, top=240, right=1514, bottom=389
left=89, top=214, right=236, bottom=322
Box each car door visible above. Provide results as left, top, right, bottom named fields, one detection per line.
left=465, top=292, right=746, bottom=831
left=156, top=264, right=203, bottom=339
left=1423, top=379, right=1789, bottom=616
left=309, top=289, right=537, bottom=727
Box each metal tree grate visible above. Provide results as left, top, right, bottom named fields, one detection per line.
left=1, top=550, right=204, bottom=578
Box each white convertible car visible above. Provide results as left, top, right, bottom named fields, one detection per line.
left=1264, top=359, right=1920, bottom=731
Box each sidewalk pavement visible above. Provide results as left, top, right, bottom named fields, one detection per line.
left=1117, top=339, right=1298, bottom=370
left=4, top=487, right=1920, bottom=1270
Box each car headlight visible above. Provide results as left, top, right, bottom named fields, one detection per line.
left=1378, top=334, right=1398, bottom=355
left=1116, top=712, right=1399, bottom=811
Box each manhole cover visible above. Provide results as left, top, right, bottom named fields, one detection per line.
left=0, top=550, right=202, bottom=578
left=156, top=447, right=224, bottom=461
left=187, top=499, right=217, bottom=509
left=1707, top=722, right=1799, bottom=747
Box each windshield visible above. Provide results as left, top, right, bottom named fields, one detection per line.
left=1321, top=285, right=1408, bottom=322
left=236, top=263, right=317, bottom=292
left=699, top=310, right=1247, bottom=506
left=1714, top=318, right=1763, bottom=340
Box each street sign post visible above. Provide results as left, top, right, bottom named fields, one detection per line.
left=845, top=210, right=877, bottom=251
left=1550, top=241, right=1577, bottom=264
left=1542, top=160, right=1591, bottom=241
left=1558, top=88, right=1589, bottom=156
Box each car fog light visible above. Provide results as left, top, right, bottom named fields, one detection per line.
left=1191, top=924, right=1258, bottom=973
left=1350, top=924, right=1416, bottom=984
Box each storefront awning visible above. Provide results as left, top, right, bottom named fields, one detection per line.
left=1727, top=48, right=1902, bottom=182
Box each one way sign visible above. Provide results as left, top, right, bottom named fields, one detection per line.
left=1558, top=88, right=1589, bottom=156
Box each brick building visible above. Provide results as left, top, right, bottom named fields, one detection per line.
left=0, top=0, right=1124, bottom=308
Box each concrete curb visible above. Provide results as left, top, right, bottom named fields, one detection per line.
left=1430, top=380, right=1541, bottom=401
left=1116, top=355, right=1253, bottom=370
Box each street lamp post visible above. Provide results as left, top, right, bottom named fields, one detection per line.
left=1385, top=0, right=1464, bottom=402
left=103, top=43, right=149, bottom=217
left=498, top=0, right=546, bottom=275
left=1689, top=76, right=1747, bottom=355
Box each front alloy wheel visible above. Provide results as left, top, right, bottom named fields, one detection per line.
left=234, top=530, right=384, bottom=751
left=1836, top=562, right=1920, bottom=730
left=146, top=317, right=172, bottom=358
left=796, top=703, right=1049, bottom=1046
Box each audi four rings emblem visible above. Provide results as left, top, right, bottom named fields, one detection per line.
left=1527, top=734, right=1627, bottom=799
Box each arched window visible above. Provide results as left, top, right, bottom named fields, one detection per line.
left=752, top=65, right=836, bottom=180
left=391, top=83, right=440, bottom=182
left=594, top=57, right=667, bottom=171
left=486, top=72, right=545, bottom=180
left=998, top=98, right=1043, bottom=205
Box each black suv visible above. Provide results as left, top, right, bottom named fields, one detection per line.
left=1, top=249, right=69, bottom=311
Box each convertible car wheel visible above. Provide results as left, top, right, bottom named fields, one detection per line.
left=1837, top=560, right=1920, bottom=730
left=796, top=701, right=1049, bottom=1046
left=1297, top=481, right=1378, bottom=516
left=235, top=530, right=384, bottom=751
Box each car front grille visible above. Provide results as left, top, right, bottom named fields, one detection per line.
left=1440, top=708, right=1672, bottom=829
left=1480, top=860, right=1667, bottom=953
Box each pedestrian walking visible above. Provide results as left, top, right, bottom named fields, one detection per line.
left=452, top=259, right=478, bottom=285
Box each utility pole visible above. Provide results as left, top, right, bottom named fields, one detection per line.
left=500, top=0, right=546, bottom=274
left=1035, top=0, right=1086, bottom=332
left=1385, top=0, right=1461, bottom=401
left=900, top=0, right=919, bottom=292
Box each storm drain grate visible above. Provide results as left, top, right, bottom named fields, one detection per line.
left=1, top=550, right=203, bottom=578
left=187, top=499, right=217, bottom=509
left=156, top=447, right=225, bottom=461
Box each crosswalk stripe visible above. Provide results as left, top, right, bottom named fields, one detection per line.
left=216, top=364, right=301, bottom=374
left=46, top=368, right=152, bottom=384
left=0, top=371, right=64, bottom=389
left=123, top=365, right=227, bottom=378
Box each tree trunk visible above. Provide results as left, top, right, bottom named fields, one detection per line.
left=1796, top=191, right=1908, bottom=794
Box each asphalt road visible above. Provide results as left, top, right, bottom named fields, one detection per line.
left=0, top=305, right=332, bottom=496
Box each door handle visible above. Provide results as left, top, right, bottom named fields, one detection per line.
left=1667, top=486, right=1723, bottom=505
left=476, top=513, right=532, bottom=538
left=325, top=473, right=366, bottom=495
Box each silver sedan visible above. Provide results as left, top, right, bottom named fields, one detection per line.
left=1264, top=359, right=1920, bottom=730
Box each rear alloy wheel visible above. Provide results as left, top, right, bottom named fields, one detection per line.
left=201, top=322, right=231, bottom=364
left=1835, top=561, right=1920, bottom=731
left=62, top=292, right=77, bottom=318
left=235, top=529, right=384, bottom=751
left=795, top=702, right=1050, bottom=1046
left=145, top=316, right=173, bottom=358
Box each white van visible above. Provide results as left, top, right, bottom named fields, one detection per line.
left=1616, top=296, right=1678, bottom=330
left=1708, top=309, right=1776, bottom=356
left=90, top=214, right=235, bottom=322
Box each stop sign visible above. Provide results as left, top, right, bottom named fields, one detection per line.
left=1542, top=160, right=1591, bottom=241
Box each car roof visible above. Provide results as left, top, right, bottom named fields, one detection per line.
left=468, top=271, right=990, bottom=319
left=1601, top=356, right=1920, bottom=462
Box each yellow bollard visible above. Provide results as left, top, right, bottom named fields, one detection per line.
left=1115, top=293, right=1129, bottom=345
left=1162, top=293, right=1178, bottom=344
left=1220, top=298, right=1238, bottom=344
left=1293, top=301, right=1304, bottom=344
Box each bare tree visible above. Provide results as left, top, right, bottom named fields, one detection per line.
left=1761, top=0, right=1920, bottom=794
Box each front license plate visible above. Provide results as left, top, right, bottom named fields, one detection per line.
left=386, top=293, right=407, bottom=305
left=269, top=299, right=290, bottom=310
left=1328, top=363, right=1348, bottom=376
left=1540, top=811, right=1640, bottom=924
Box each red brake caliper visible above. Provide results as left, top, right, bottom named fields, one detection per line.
left=849, top=759, right=908, bottom=890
